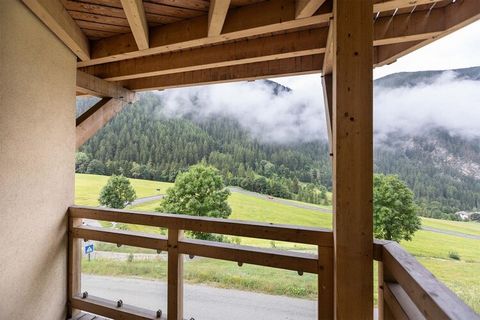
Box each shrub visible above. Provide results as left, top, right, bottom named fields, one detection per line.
left=448, top=251, right=460, bottom=260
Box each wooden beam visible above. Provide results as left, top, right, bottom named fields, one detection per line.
left=373, top=0, right=443, bottom=13
left=375, top=0, right=480, bottom=66
left=77, top=70, right=136, bottom=102
left=120, top=0, right=149, bottom=50
left=322, top=19, right=334, bottom=75
left=67, top=215, right=82, bottom=318
left=78, top=0, right=332, bottom=67
left=69, top=205, right=334, bottom=246
left=168, top=229, right=183, bottom=320
left=80, top=28, right=327, bottom=81
left=296, top=0, right=327, bottom=19
left=333, top=0, right=373, bottom=319
left=318, top=246, right=334, bottom=319
left=383, top=282, right=425, bottom=320
left=21, top=0, right=90, bottom=61
left=120, top=55, right=323, bottom=91
left=321, top=74, right=333, bottom=157
left=208, top=0, right=231, bottom=36
left=76, top=98, right=127, bottom=149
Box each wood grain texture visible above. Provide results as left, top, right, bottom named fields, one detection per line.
left=121, top=0, right=149, bottom=49
left=332, top=0, right=374, bottom=318
left=208, top=0, right=231, bottom=36
left=167, top=229, right=184, bottom=320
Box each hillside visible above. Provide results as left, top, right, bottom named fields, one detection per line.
left=77, top=68, right=480, bottom=218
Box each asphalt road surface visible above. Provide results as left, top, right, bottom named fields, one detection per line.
left=82, top=274, right=316, bottom=320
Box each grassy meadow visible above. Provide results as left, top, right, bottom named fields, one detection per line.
left=76, top=173, right=480, bottom=312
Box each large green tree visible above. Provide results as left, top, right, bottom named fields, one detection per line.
left=158, top=164, right=231, bottom=240
left=373, top=174, right=421, bottom=241
left=99, top=175, right=137, bottom=209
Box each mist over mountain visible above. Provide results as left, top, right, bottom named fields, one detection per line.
left=77, top=68, right=480, bottom=218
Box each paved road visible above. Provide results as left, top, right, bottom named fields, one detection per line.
left=421, top=226, right=480, bottom=240
left=130, top=194, right=164, bottom=206
left=82, top=274, right=316, bottom=320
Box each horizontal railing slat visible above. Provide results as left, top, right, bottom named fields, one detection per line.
left=72, top=225, right=168, bottom=251
left=71, top=295, right=158, bottom=320
left=383, top=282, right=424, bottom=320
left=70, top=205, right=333, bottom=246
left=178, top=238, right=319, bottom=274
left=382, top=242, right=479, bottom=320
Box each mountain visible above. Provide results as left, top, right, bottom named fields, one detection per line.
left=76, top=69, right=480, bottom=219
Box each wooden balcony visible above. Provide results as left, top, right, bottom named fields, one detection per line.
left=67, top=206, right=478, bottom=320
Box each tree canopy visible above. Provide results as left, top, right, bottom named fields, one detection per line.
left=373, top=174, right=421, bottom=241
left=98, top=175, right=136, bottom=209
left=158, top=164, right=231, bottom=240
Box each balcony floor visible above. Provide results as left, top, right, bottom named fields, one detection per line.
left=69, top=312, right=108, bottom=320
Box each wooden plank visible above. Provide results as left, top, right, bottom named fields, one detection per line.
left=378, top=261, right=396, bottom=320
left=77, top=70, right=136, bottom=102
left=71, top=295, right=158, bottom=320
left=322, top=20, right=333, bottom=75
left=80, top=28, right=327, bottom=81
left=296, top=0, right=327, bottom=19
left=208, top=0, right=231, bottom=36
left=178, top=238, right=319, bottom=273
left=72, top=225, right=168, bottom=251
left=67, top=215, right=83, bottom=318
left=76, top=98, right=126, bottom=149
left=383, top=282, right=425, bottom=320
left=382, top=242, right=479, bottom=320
left=21, top=0, right=90, bottom=60
left=167, top=229, right=183, bottom=320
left=120, top=0, right=149, bottom=50
left=321, top=73, right=333, bottom=157
left=332, top=0, right=374, bottom=318
left=375, top=0, right=480, bottom=66
left=78, top=0, right=332, bottom=67
left=69, top=206, right=334, bottom=246
left=317, top=246, right=333, bottom=319
left=373, top=0, right=443, bottom=13
left=121, top=55, right=323, bottom=91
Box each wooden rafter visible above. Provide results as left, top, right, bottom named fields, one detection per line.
left=296, top=0, right=327, bottom=19
left=208, top=0, right=231, bottom=37
left=120, top=55, right=323, bottom=91
left=375, top=0, right=480, bottom=66
left=22, top=0, right=90, bottom=61
left=76, top=71, right=136, bottom=102
left=120, top=0, right=149, bottom=50
left=77, top=0, right=332, bottom=67
left=80, top=28, right=328, bottom=81
left=373, top=0, right=443, bottom=13
left=76, top=98, right=126, bottom=149
left=322, top=19, right=334, bottom=75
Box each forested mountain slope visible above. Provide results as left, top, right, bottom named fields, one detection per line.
left=77, top=69, right=480, bottom=218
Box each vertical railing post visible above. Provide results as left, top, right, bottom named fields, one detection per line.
left=378, top=261, right=395, bottom=320
left=318, top=245, right=334, bottom=320
left=168, top=229, right=184, bottom=320
left=67, top=213, right=82, bottom=318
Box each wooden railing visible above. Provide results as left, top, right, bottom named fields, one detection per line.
left=67, top=205, right=334, bottom=320
left=68, top=206, right=479, bottom=320
left=375, top=240, right=479, bottom=320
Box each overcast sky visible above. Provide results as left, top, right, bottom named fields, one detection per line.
left=274, top=20, right=480, bottom=89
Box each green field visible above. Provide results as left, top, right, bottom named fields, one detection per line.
left=75, top=173, right=480, bottom=312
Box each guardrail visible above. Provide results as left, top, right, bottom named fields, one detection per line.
left=375, top=240, right=479, bottom=320
left=67, top=206, right=334, bottom=320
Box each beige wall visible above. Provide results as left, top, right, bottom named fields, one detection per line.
left=0, top=1, right=76, bottom=319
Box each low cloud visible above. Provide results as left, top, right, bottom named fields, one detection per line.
left=152, top=70, right=480, bottom=144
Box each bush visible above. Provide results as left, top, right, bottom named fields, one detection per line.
left=448, top=251, right=460, bottom=260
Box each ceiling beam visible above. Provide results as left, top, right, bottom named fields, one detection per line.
left=80, top=28, right=328, bottom=81
left=22, top=0, right=90, bottom=61
left=77, top=71, right=136, bottom=102
left=78, top=0, right=332, bottom=67
left=120, top=0, right=149, bottom=50
left=296, top=0, right=327, bottom=19
left=208, top=0, right=231, bottom=37
left=322, top=19, right=334, bottom=75
left=120, top=55, right=323, bottom=91
left=76, top=98, right=126, bottom=149
left=375, top=0, right=480, bottom=67
left=373, top=0, right=443, bottom=13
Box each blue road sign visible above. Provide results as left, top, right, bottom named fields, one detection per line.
left=85, top=244, right=94, bottom=254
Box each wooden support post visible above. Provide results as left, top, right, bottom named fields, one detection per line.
left=67, top=214, right=83, bottom=318
left=378, top=261, right=395, bottom=320
left=168, top=229, right=184, bottom=320
left=321, top=73, right=333, bottom=157
left=318, top=246, right=334, bottom=320
left=332, top=0, right=374, bottom=318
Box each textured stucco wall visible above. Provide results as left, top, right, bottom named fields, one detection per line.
left=0, top=1, right=76, bottom=319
